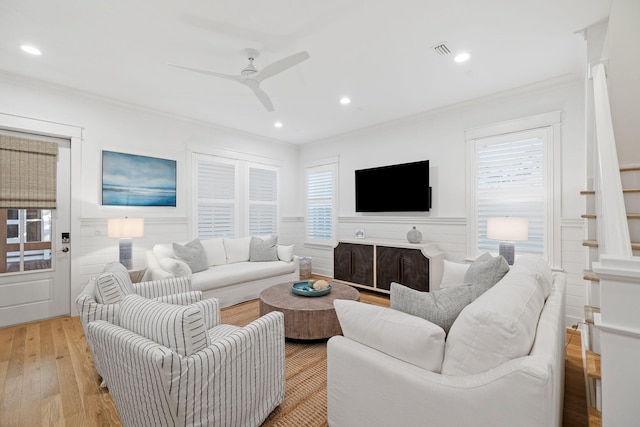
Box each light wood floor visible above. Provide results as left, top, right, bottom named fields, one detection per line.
left=0, top=290, right=588, bottom=426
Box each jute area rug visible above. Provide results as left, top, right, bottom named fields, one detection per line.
left=222, top=292, right=390, bottom=426
left=221, top=300, right=330, bottom=427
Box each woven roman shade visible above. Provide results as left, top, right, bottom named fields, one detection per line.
left=0, top=134, right=58, bottom=209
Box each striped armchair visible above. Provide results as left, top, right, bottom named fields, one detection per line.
left=75, top=262, right=202, bottom=337
left=86, top=294, right=285, bottom=427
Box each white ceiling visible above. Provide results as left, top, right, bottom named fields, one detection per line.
left=0, top=0, right=611, bottom=144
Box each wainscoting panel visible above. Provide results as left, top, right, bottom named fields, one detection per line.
left=561, top=218, right=587, bottom=328
left=338, top=216, right=467, bottom=259
left=74, top=217, right=190, bottom=315
left=294, top=216, right=468, bottom=279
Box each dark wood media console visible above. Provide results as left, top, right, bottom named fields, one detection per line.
left=333, top=239, right=443, bottom=293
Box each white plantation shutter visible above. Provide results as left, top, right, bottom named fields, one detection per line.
left=306, top=165, right=335, bottom=242
left=476, top=132, right=546, bottom=257
left=248, top=166, right=278, bottom=235
left=196, top=155, right=236, bottom=238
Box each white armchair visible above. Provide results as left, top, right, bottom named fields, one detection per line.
left=86, top=294, right=285, bottom=427
left=75, top=262, right=201, bottom=337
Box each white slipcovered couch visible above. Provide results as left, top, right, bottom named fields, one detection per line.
left=145, top=236, right=299, bottom=308
left=328, top=255, right=566, bottom=427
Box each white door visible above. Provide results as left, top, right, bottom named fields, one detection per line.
left=0, top=139, right=71, bottom=328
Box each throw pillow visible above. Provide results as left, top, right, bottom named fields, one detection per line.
left=334, top=299, right=446, bottom=372
left=463, top=253, right=509, bottom=299
left=223, top=236, right=252, bottom=263
left=440, top=260, right=470, bottom=289
left=158, top=256, right=192, bottom=277
left=277, top=244, right=295, bottom=262
left=199, top=237, right=226, bottom=266
left=512, top=255, right=553, bottom=299
left=441, top=270, right=545, bottom=376
left=390, top=282, right=474, bottom=334
left=152, top=243, right=174, bottom=259
left=173, top=238, right=208, bottom=273
left=119, top=294, right=210, bottom=357
left=95, top=262, right=134, bottom=304
left=249, top=235, right=279, bottom=262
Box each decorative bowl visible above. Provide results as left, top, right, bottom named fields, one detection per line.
left=291, top=281, right=332, bottom=297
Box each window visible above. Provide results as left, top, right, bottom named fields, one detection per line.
left=248, top=164, right=278, bottom=236
left=194, top=154, right=280, bottom=238
left=466, top=112, right=560, bottom=264
left=306, top=163, right=337, bottom=244
left=2, top=209, right=52, bottom=273
left=195, top=155, right=237, bottom=238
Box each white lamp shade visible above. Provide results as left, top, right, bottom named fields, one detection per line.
left=108, top=218, right=144, bottom=238
left=486, top=217, right=528, bottom=241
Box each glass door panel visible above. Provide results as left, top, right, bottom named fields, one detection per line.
left=1, top=209, right=52, bottom=273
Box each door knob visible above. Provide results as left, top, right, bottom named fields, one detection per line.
left=61, top=247, right=70, bottom=253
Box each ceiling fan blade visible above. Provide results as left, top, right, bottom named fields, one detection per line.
left=255, top=51, right=310, bottom=82
left=250, top=85, right=274, bottom=112
left=168, top=63, right=243, bottom=83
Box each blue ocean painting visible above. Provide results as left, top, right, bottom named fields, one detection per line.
left=102, top=151, right=177, bottom=206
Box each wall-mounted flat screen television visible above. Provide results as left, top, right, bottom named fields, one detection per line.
left=355, top=160, right=431, bottom=212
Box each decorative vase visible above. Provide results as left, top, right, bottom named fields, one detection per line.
left=407, top=226, right=422, bottom=243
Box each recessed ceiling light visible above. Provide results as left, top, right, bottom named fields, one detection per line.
left=20, top=45, right=42, bottom=55
left=339, top=97, right=351, bottom=105
left=454, top=52, right=470, bottom=63
left=274, top=121, right=283, bottom=128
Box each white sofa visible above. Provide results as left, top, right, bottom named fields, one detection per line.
left=145, top=236, right=299, bottom=307
left=327, top=256, right=566, bottom=427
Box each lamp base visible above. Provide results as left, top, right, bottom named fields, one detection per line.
left=119, top=238, right=133, bottom=270
left=498, top=241, right=515, bottom=265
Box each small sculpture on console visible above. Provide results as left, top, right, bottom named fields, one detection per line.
left=407, top=226, right=422, bottom=243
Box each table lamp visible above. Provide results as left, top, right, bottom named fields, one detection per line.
left=108, top=218, right=144, bottom=269
left=486, top=217, right=528, bottom=265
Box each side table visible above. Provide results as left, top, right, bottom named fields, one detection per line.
left=128, top=268, right=146, bottom=283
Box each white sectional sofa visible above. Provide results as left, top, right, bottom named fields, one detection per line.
left=327, top=255, right=566, bottom=427
left=145, top=236, right=299, bottom=307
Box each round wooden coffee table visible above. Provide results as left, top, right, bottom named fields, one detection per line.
left=259, top=282, right=360, bottom=340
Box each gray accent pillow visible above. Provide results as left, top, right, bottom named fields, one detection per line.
left=390, top=282, right=474, bottom=334
left=249, top=236, right=279, bottom=262
left=173, top=238, right=208, bottom=273
left=463, top=253, right=510, bottom=299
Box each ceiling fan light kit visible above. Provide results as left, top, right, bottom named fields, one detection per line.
left=169, top=48, right=310, bottom=112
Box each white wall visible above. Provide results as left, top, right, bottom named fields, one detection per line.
left=298, top=75, right=588, bottom=327
left=607, top=0, right=640, bottom=167
left=0, top=72, right=300, bottom=313
left=0, top=70, right=592, bottom=326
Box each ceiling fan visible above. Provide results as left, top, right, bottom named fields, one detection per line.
left=169, top=48, right=310, bottom=112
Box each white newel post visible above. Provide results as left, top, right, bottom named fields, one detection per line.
left=592, top=255, right=640, bottom=426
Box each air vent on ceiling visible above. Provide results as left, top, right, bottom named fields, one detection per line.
left=432, top=42, right=451, bottom=56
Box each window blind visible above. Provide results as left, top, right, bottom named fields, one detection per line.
left=476, top=136, right=545, bottom=256
left=306, top=166, right=334, bottom=241
left=248, top=166, right=278, bottom=235
left=196, top=157, right=235, bottom=238
left=0, top=135, right=58, bottom=209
